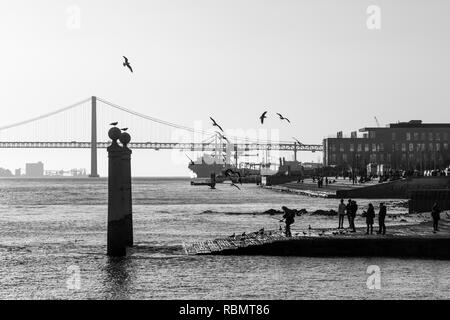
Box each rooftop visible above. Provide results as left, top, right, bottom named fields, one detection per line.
left=360, top=120, right=450, bottom=132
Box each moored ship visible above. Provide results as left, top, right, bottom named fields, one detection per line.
left=188, top=154, right=234, bottom=178
left=188, top=154, right=260, bottom=181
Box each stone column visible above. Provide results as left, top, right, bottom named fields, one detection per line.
left=120, top=131, right=133, bottom=247
left=107, top=127, right=126, bottom=257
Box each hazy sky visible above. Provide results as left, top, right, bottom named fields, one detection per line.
left=1, top=0, right=450, bottom=176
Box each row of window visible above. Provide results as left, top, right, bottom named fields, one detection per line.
left=329, top=152, right=446, bottom=164
left=400, top=131, right=449, bottom=142
left=367, top=131, right=450, bottom=141
left=330, top=142, right=449, bottom=153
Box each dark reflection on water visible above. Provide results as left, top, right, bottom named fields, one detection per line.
left=101, top=257, right=134, bottom=300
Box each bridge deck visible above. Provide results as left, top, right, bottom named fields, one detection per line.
left=0, top=141, right=323, bottom=151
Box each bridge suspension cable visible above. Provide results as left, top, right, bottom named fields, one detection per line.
left=96, top=97, right=295, bottom=145
left=0, top=98, right=91, bottom=131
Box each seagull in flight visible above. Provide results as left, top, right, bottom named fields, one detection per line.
left=292, top=137, right=303, bottom=145
left=260, top=111, right=268, bottom=124
left=110, top=122, right=118, bottom=126
left=277, top=113, right=290, bottom=123
left=224, top=168, right=241, bottom=179
left=230, top=182, right=241, bottom=190
left=224, top=169, right=242, bottom=184
left=185, top=154, right=195, bottom=165
left=210, top=117, right=224, bottom=132
left=123, top=56, right=133, bottom=73
left=215, top=131, right=230, bottom=143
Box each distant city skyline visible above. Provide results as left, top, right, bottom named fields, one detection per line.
left=1, top=0, right=450, bottom=176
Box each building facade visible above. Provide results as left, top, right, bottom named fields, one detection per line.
left=25, top=162, right=44, bottom=177
left=323, top=120, right=450, bottom=172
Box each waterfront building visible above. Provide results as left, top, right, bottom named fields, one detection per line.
left=25, top=162, right=44, bottom=177
left=323, top=120, right=450, bottom=173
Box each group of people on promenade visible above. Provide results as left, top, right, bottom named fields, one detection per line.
left=312, top=176, right=336, bottom=188
left=338, top=199, right=387, bottom=235
left=338, top=199, right=442, bottom=234
left=280, top=199, right=443, bottom=238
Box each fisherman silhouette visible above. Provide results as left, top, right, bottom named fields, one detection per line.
left=281, top=206, right=296, bottom=237
left=432, top=202, right=441, bottom=232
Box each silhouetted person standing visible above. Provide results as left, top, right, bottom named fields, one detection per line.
left=346, top=199, right=352, bottom=230
left=377, top=203, right=387, bottom=235
left=431, top=202, right=441, bottom=232
left=349, top=200, right=357, bottom=232
left=338, top=198, right=346, bottom=229
left=365, top=203, right=375, bottom=234
left=281, top=206, right=296, bottom=237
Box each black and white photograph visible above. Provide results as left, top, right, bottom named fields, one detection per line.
left=0, top=0, right=449, bottom=308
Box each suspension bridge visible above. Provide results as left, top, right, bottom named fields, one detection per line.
left=0, top=96, right=323, bottom=177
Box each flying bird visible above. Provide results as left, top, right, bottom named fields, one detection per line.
left=277, top=113, right=290, bottom=123
left=210, top=117, right=224, bottom=132
left=260, top=111, right=268, bottom=124
left=292, top=137, right=303, bottom=145
left=185, top=154, right=195, bottom=165
left=121, top=128, right=128, bottom=131
left=215, top=131, right=230, bottom=143
left=110, top=122, right=118, bottom=126
left=123, top=56, right=133, bottom=73
left=230, top=182, right=241, bottom=190
left=224, top=168, right=241, bottom=178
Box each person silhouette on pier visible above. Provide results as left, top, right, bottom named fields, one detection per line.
left=338, top=198, right=346, bottom=229
left=377, top=203, right=387, bottom=235
left=281, top=206, right=296, bottom=237
left=365, top=203, right=375, bottom=234
left=431, top=202, right=441, bottom=232
left=347, top=199, right=357, bottom=232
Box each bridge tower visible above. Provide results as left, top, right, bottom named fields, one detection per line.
left=89, top=96, right=100, bottom=177
left=294, top=144, right=297, bottom=162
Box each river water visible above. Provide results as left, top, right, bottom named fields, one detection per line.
left=0, top=178, right=448, bottom=299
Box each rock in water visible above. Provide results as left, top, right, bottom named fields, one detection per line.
left=311, top=209, right=338, bottom=216
left=263, top=209, right=283, bottom=215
